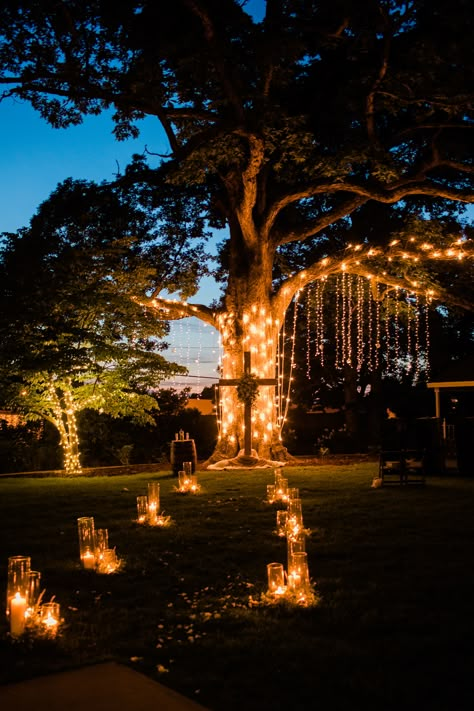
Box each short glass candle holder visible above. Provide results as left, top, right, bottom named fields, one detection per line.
left=136, top=495, right=148, bottom=524
left=189, top=474, right=199, bottom=492
left=267, top=562, right=287, bottom=596
left=78, top=517, right=96, bottom=569
left=97, top=548, right=118, bottom=574
left=288, top=487, right=299, bottom=500
left=40, top=602, right=61, bottom=636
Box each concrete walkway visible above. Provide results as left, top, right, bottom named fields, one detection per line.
left=0, top=662, right=210, bottom=711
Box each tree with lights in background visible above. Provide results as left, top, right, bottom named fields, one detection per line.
left=1, top=0, right=473, bottom=464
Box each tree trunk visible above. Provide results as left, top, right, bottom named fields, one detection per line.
left=209, top=238, right=290, bottom=462
left=49, top=379, right=83, bottom=475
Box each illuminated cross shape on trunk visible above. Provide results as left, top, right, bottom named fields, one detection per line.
left=218, top=351, right=276, bottom=456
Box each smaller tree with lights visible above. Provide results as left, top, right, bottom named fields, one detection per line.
left=0, top=179, right=189, bottom=474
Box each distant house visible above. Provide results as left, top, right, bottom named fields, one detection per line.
left=0, top=409, right=24, bottom=427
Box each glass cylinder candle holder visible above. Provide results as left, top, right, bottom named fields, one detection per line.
left=178, top=470, right=190, bottom=491
left=40, top=601, right=61, bottom=636
left=6, top=555, right=31, bottom=618
left=276, top=477, right=288, bottom=501
left=267, top=562, right=287, bottom=596
left=276, top=510, right=288, bottom=537
left=288, top=551, right=310, bottom=594
left=94, top=529, right=108, bottom=567
left=288, top=497, right=303, bottom=518
left=266, top=484, right=276, bottom=503
left=147, top=482, right=160, bottom=520
left=136, top=495, right=148, bottom=524
left=98, top=548, right=117, bottom=574
left=287, top=498, right=304, bottom=535
left=287, top=533, right=306, bottom=569
left=189, top=474, right=199, bottom=492
left=77, top=517, right=96, bottom=569
left=288, top=487, right=299, bottom=500
left=183, top=461, right=193, bottom=476
left=274, top=469, right=283, bottom=486
left=26, top=570, right=42, bottom=618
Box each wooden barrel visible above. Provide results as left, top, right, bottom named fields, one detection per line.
left=170, top=439, right=197, bottom=476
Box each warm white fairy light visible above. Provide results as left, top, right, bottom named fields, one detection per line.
left=414, top=293, right=421, bottom=383
left=394, top=287, right=401, bottom=378
left=306, top=284, right=313, bottom=379
left=375, top=282, right=381, bottom=370
left=424, top=292, right=431, bottom=382
left=315, top=279, right=326, bottom=366
left=367, top=279, right=374, bottom=371
left=405, top=294, right=413, bottom=372
left=356, top=275, right=364, bottom=372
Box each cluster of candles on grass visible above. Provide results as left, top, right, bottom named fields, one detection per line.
left=6, top=556, right=61, bottom=638
left=136, top=482, right=172, bottom=527
left=266, top=470, right=315, bottom=605
left=77, top=517, right=120, bottom=573
left=176, top=461, right=201, bottom=494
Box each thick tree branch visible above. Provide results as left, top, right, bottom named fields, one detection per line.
left=366, top=5, right=391, bottom=143
left=275, top=195, right=369, bottom=246
left=183, top=0, right=245, bottom=122
left=272, top=242, right=474, bottom=318
left=266, top=178, right=474, bottom=246
left=137, top=295, right=219, bottom=328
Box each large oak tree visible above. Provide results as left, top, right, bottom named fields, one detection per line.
left=1, top=0, right=473, bottom=462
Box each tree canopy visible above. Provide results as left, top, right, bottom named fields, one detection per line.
left=1, top=0, right=473, bottom=461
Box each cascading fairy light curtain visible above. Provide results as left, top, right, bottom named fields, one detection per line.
left=302, top=274, right=432, bottom=383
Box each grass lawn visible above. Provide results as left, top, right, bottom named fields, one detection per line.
left=1, top=463, right=473, bottom=711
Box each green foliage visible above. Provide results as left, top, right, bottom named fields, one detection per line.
left=236, top=372, right=260, bottom=406
left=0, top=178, right=192, bottom=465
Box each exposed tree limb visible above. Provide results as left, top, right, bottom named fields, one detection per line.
left=137, top=295, right=218, bottom=327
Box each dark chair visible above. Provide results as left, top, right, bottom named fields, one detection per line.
left=403, top=449, right=426, bottom=485
left=379, top=449, right=426, bottom=486
left=379, top=450, right=404, bottom=485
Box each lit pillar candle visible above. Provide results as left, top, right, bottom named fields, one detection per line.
left=10, top=592, right=27, bottom=637
left=82, top=549, right=96, bottom=569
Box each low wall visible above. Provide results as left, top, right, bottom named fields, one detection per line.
left=0, top=462, right=170, bottom=478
